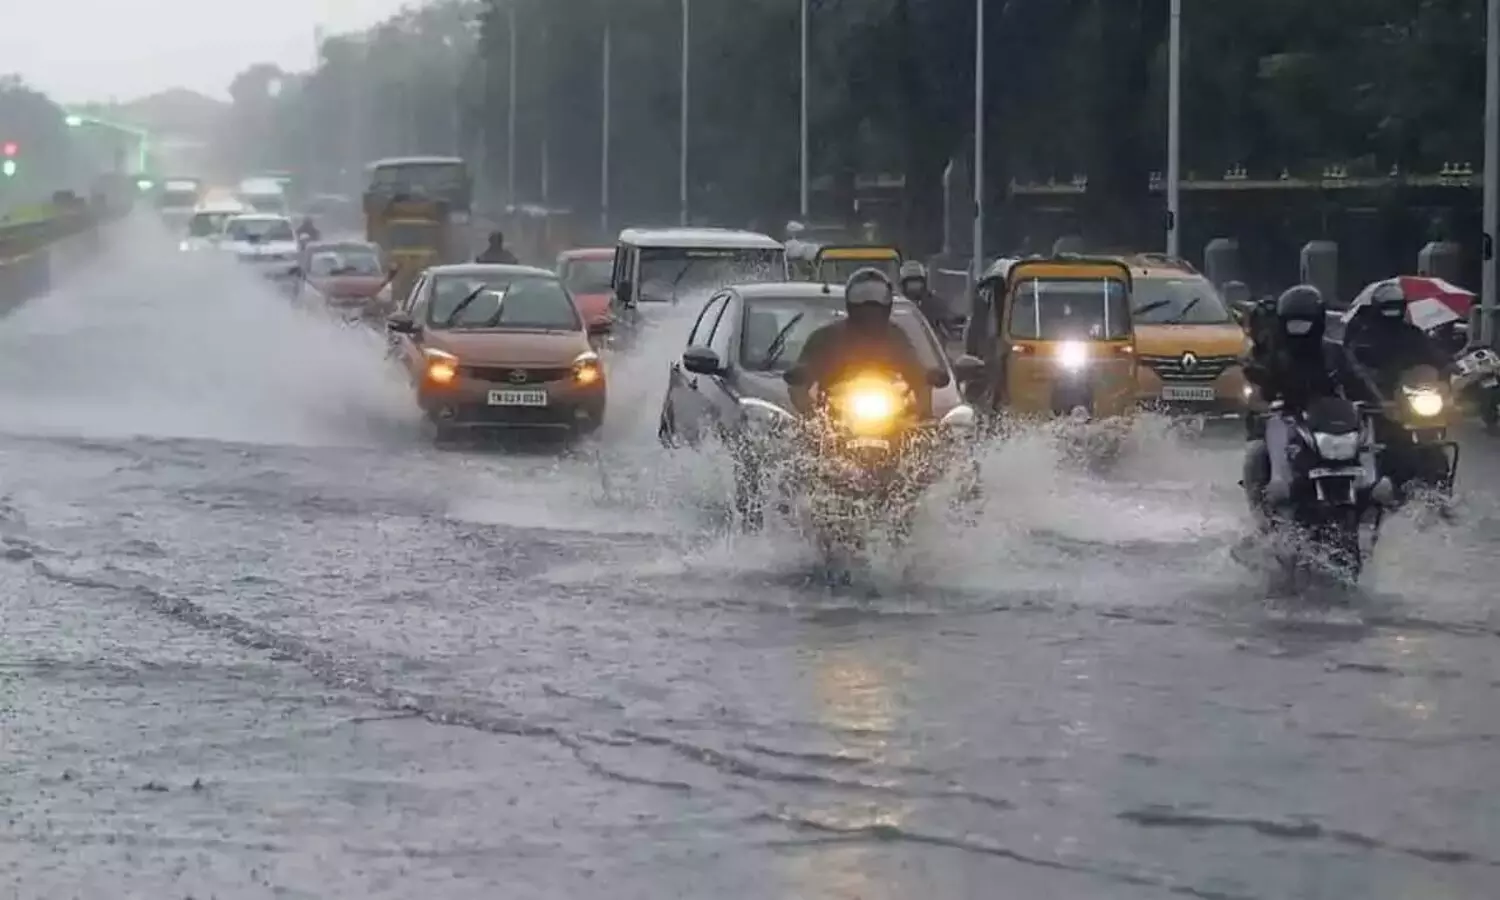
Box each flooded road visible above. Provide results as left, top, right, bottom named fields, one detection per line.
left=1, top=221, right=1497, bottom=899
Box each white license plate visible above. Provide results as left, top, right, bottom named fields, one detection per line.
left=1161, top=385, right=1217, bottom=402
left=1308, top=466, right=1361, bottom=479
left=847, top=437, right=890, bottom=450
left=487, top=390, right=547, bottom=407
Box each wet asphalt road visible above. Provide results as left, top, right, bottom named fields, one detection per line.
left=1, top=222, right=1497, bottom=899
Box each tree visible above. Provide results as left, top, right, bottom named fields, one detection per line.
left=0, top=75, right=71, bottom=204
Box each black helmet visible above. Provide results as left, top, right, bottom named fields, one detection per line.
left=1369, top=281, right=1406, bottom=319
left=1275, top=284, right=1325, bottom=341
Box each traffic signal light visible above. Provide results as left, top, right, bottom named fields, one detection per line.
left=1, top=142, right=16, bottom=157
left=2, top=141, right=17, bottom=177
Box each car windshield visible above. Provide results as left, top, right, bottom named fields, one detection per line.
left=561, top=257, right=613, bottom=294
left=225, top=218, right=294, bottom=242
left=817, top=256, right=901, bottom=285
left=158, top=189, right=198, bottom=209
left=739, top=299, right=945, bottom=372
left=243, top=195, right=286, bottom=214
left=309, top=249, right=382, bottom=277
left=637, top=247, right=784, bottom=302
left=1010, top=278, right=1132, bottom=340
left=188, top=212, right=232, bottom=237
left=1131, top=276, right=1232, bottom=324
left=428, top=275, right=581, bottom=331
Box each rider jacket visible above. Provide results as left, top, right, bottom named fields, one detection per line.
left=1244, top=338, right=1347, bottom=413
left=1342, top=311, right=1450, bottom=400
left=789, top=319, right=934, bottom=417
left=906, top=289, right=955, bottom=334
left=475, top=246, right=519, bottom=264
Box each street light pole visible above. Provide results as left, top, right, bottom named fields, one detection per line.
left=506, top=1, right=517, bottom=207
left=1166, top=0, right=1181, bottom=258
left=799, top=0, right=809, bottom=219
left=970, top=0, right=984, bottom=285
left=601, top=21, right=612, bottom=237
left=679, top=0, right=690, bottom=226
left=1482, top=0, right=1498, bottom=347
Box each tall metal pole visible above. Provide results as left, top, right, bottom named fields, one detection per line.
left=799, top=0, right=809, bottom=218
left=506, top=2, right=517, bottom=206
left=1165, top=0, right=1182, bottom=257
left=679, top=0, right=690, bottom=226
left=970, top=0, right=984, bottom=285
left=601, top=21, right=612, bottom=237
left=1482, top=0, right=1498, bottom=347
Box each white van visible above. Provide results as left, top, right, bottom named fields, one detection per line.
left=236, top=178, right=289, bottom=216
left=179, top=199, right=249, bottom=251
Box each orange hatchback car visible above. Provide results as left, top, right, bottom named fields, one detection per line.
left=386, top=264, right=611, bottom=441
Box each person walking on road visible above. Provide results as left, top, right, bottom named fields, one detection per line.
left=475, top=230, right=519, bottom=264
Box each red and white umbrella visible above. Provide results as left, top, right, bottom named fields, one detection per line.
left=1344, top=275, right=1475, bottom=332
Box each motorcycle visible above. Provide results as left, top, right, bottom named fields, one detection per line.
left=1451, top=345, right=1500, bottom=431
left=780, top=369, right=942, bottom=555
left=1243, top=396, right=1385, bottom=590
left=1372, top=365, right=1459, bottom=502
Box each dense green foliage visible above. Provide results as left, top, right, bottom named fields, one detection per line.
left=0, top=75, right=72, bottom=207
left=219, top=0, right=1489, bottom=250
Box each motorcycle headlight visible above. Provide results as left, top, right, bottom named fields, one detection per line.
left=1057, top=341, right=1088, bottom=372
left=940, top=404, right=976, bottom=428
left=572, top=351, right=602, bottom=386
left=1314, top=431, right=1360, bottom=461
left=830, top=379, right=902, bottom=435
left=423, top=348, right=458, bottom=385
left=1403, top=387, right=1444, bottom=417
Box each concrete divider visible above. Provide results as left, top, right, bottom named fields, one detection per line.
left=0, top=206, right=110, bottom=314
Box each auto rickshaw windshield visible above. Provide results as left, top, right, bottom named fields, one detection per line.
left=1011, top=278, right=1132, bottom=340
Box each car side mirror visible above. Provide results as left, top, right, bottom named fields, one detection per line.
left=587, top=318, right=613, bottom=336
left=951, top=354, right=986, bottom=382
left=681, top=345, right=722, bottom=375
left=387, top=312, right=418, bottom=334
left=927, top=369, right=951, bottom=388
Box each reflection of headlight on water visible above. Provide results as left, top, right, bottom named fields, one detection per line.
left=1057, top=341, right=1088, bottom=371
left=1404, top=387, right=1444, bottom=417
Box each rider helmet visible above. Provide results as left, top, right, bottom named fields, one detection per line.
left=1369, top=281, right=1407, bottom=320
left=897, top=260, right=927, bottom=296
left=844, top=267, right=896, bottom=326
left=1275, top=284, right=1325, bottom=342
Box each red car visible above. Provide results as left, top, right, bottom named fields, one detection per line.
left=300, top=240, right=394, bottom=320
left=556, top=247, right=615, bottom=327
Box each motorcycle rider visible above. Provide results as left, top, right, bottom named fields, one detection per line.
left=295, top=216, right=321, bottom=243
left=475, top=230, right=519, bottom=264
left=1243, top=284, right=1364, bottom=507
left=1341, top=281, right=1452, bottom=403
left=897, top=261, right=950, bottom=332
left=788, top=267, right=938, bottom=419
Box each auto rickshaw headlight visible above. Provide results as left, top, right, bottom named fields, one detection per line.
left=572, top=351, right=603, bottom=386
left=423, top=348, right=459, bottom=385
left=1057, top=341, right=1088, bottom=371
left=1403, top=386, right=1444, bottom=417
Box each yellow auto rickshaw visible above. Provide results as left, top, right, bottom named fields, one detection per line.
left=808, top=244, right=903, bottom=284
left=953, top=256, right=1138, bottom=420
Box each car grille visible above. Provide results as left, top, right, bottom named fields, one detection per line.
left=1139, top=354, right=1238, bottom=382
left=460, top=365, right=572, bottom=384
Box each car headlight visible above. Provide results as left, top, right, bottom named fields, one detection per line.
left=739, top=397, right=794, bottom=431
left=1314, top=431, right=1360, bottom=461
left=423, top=348, right=458, bottom=385
left=940, top=404, right=976, bottom=428
left=1057, top=340, right=1088, bottom=371
left=179, top=240, right=191, bottom=251
left=572, top=351, right=602, bottom=385
left=1403, top=386, right=1444, bottom=417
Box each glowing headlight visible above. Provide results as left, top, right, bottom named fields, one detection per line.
left=940, top=404, right=976, bottom=428
left=572, top=351, right=602, bottom=385
left=1057, top=341, right=1088, bottom=371
left=1242, top=384, right=1254, bottom=399
left=845, top=386, right=897, bottom=424
left=1314, top=431, right=1360, bottom=461
left=178, top=240, right=191, bottom=251
left=423, top=348, right=458, bottom=385
left=1404, top=387, right=1444, bottom=417
left=740, top=396, right=793, bottom=429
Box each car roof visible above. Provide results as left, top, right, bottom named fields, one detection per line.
left=226, top=213, right=290, bottom=222
left=307, top=240, right=378, bottom=252
left=616, top=227, right=782, bottom=250
left=425, top=263, right=557, bottom=279
left=558, top=247, right=614, bottom=259
left=368, top=155, right=465, bottom=169
left=193, top=202, right=246, bottom=213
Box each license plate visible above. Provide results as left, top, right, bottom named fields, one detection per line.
left=1308, top=466, right=1362, bottom=479
left=1161, top=385, right=1216, bottom=402
left=847, top=437, right=890, bottom=450
left=487, top=389, right=547, bottom=406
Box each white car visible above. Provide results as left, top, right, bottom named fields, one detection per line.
left=219, top=214, right=301, bottom=269
left=179, top=201, right=249, bottom=251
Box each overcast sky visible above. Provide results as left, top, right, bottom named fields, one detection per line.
left=2, top=0, right=415, bottom=103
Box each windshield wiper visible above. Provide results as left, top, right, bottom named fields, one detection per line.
left=444, top=285, right=490, bottom=326
left=760, top=313, right=805, bottom=369
left=1132, top=299, right=1173, bottom=318
left=1163, top=296, right=1203, bottom=324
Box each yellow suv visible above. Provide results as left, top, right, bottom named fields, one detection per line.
left=1115, top=254, right=1250, bottom=420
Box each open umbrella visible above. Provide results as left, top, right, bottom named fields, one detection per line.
left=1344, top=276, right=1475, bottom=332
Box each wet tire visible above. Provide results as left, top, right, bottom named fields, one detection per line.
left=732, top=453, right=764, bottom=531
